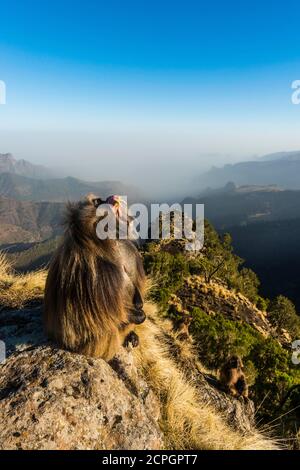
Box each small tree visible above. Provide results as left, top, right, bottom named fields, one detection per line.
left=229, top=267, right=260, bottom=303
left=197, top=223, right=243, bottom=284
left=268, top=295, right=300, bottom=338
left=255, top=295, right=270, bottom=312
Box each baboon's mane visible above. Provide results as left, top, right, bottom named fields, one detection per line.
left=44, top=197, right=129, bottom=358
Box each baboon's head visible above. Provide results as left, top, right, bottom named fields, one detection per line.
left=64, top=194, right=102, bottom=240
left=182, top=314, right=192, bottom=326
left=66, top=193, right=126, bottom=242
left=227, top=355, right=243, bottom=370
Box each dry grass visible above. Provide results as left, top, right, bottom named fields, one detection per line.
left=0, top=251, right=46, bottom=309
left=135, top=304, right=280, bottom=450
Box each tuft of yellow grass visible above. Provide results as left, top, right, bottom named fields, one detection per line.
left=0, top=251, right=11, bottom=277
left=135, top=303, right=280, bottom=450
left=0, top=251, right=47, bottom=309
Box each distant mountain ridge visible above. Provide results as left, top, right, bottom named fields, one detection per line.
left=183, top=183, right=300, bottom=228
left=198, top=150, right=300, bottom=190
left=0, top=172, right=142, bottom=202
left=0, top=153, right=58, bottom=179
left=258, top=150, right=300, bottom=162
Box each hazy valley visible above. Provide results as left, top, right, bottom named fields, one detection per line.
left=1, top=152, right=300, bottom=309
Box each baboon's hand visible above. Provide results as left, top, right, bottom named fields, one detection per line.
left=123, top=331, right=139, bottom=348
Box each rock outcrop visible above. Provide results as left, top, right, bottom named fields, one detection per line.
left=0, top=307, right=163, bottom=450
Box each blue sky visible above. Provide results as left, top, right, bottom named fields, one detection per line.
left=0, top=0, right=300, bottom=194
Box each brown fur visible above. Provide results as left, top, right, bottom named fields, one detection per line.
left=219, top=355, right=248, bottom=398
left=174, top=314, right=192, bottom=341
left=43, top=194, right=146, bottom=360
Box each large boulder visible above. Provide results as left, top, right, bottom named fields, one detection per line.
left=0, top=307, right=163, bottom=450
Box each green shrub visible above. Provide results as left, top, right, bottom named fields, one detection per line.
left=144, top=250, right=189, bottom=306
left=255, top=295, right=270, bottom=312
left=190, top=307, right=259, bottom=368
left=268, top=295, right=300, bottom=339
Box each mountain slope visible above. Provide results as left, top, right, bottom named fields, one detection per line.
left=259, top=150, right=300, bottom=162
left=5, top=237, right=61, bottom=271
left=144, top=230, right=300, bottom=442
left=0, top=153, right=58, bottom=179
left=0, top=197, right=63, bottom=245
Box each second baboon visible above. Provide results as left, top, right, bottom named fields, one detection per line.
left=219, top=355, right=249, bottom=398
left=174, top=314, right=193, bottom=340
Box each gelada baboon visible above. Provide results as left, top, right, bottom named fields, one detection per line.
left=219, top=355, right=248, bottom=398
left=43, top=193, right=146, bottom=360
left=174, top=313, right=193, bottom=341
